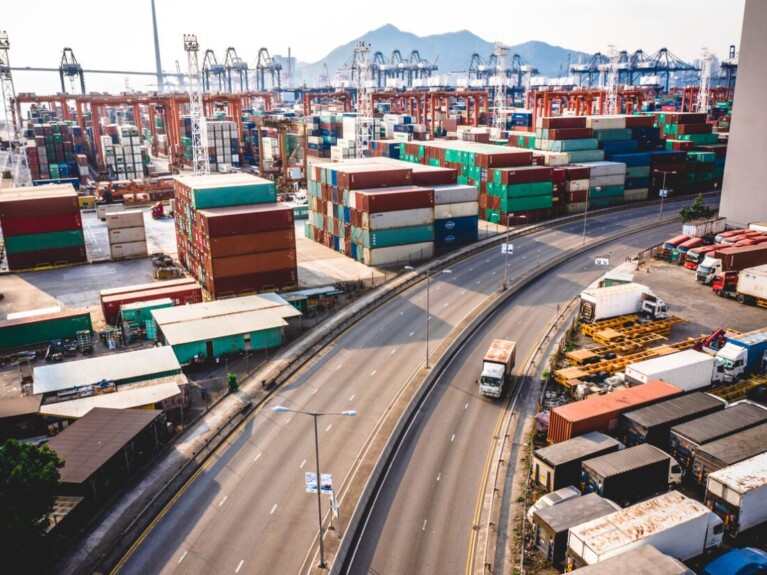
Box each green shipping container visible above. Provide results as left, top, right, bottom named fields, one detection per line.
left=0, top=310, right=93, bottom=350
left=362, top=224, right=434, bottom=248
left=190, top=182, right=277, bottom=209
left=546, top=138, right=598, bottom=152
left=678, top=133, right=719, bottom=145
left=589, top=185, right=624, bottom=198
left=567, top=149, right=606, bottom=163
left=121, top=298, right=173, bottom=325
left=505, top=181, right=554, bottom=198
left=500, top=195, right=553, bottom=212
left=626, top=165, right=650, bottom=178
left=593, top=129, right=632, bottom=142
left=4, top=230, right=85, bottom=254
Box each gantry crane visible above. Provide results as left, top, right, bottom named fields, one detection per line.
left=224, top=48, right=249, bottom=92
left=256, top=48, right=282, bottom=91
left=720, top=44, right=737, bottom=90
left=59, top=47, right=86, bottom=95
left=183, top=34, right=210, bottom=176
left=696, top=48, right=713, bottom=114
left=603, top=45, right=620, bottom=115
left=201, top=49, right=226, bottom=92
left=492, top=42, right=509, bottom=134
left=0, top=31, right=32, bottom=187
left=316, top=63, right=331, bottom=88
left=352, top=42, right=373, bottom=159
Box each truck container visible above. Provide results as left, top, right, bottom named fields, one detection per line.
left=532, top=431, right=622, bottom=491
left=685, top=244, right=720, bottom=270
left=566, top=491, right=723, bottom=568
left=578, top=282, right=668, bottom=323
left=619, top=391, right=726, bottom=448
left=531, top=493, right=620, bottom=568
left=701, top=547, right=767, bottom=575
left=580, top=443, right=682, bottom=506
left=705, top=452, right=767, bottom=537
left=660, top=235, right=690, bottom=260
left=697, top=244, right=767, bottom=284
left=527, top=485, right=581, bottom=524
left=691, top=422, right=767, bottom=486
left=749, top=222, right=767, bottom=233
left=547, top=381, right=683, bottom=444
left=714, top=228, right=745, bottom=244
left=716, top=264, right=767, bottom=308
left=669, top=402, right=767, bottom=472
left=683, top=217, right=727, bottom=239
left=624, top=349, right=724, bottom=389
left=568, top=545, right=694, bottom=575
left=477, top=339, right=516, bottom=398
left=716, top=328, right=767, bottom=383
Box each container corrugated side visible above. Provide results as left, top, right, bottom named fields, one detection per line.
left=108, top=226, right=146, bottom=244
left=4, top=229, right=85, bottom=254
left=0, top=213, right=82, bottom=236
left=434, top=202, right=479, bottom=220
left=362, top=208, right=434, bottom=230
left=110, top=241, right=148, bottom=259
left=362, top=242, right=434, bottom=266
left=433, top=184, right=479, bottom=205
left=6, top=246, right=87, bottom=270
left=106, top=210, right=145, bottom=229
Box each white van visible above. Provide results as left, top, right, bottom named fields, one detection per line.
left=526, top=485, right=581, bottom=523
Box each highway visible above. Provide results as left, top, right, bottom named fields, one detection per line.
left=115, top=200, right=700, bottom=575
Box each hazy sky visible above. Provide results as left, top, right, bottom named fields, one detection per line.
left=5, top=0, right=746, bottom=94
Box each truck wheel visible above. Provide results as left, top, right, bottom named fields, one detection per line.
left=716, top=290, right=725, bottom=297
left=737, top=294, right=746, bottom=305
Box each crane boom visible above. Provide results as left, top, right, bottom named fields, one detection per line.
left=184, top=34, right=210, bottom=176
left=0, top=31, right=32, bottom=187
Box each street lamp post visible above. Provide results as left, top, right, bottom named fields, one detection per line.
left=582, top=187, right=600, bottom=245
left=271, top=406, right=357, bottom=569
left=655, top=170, right=676, bottom=220
left=405, top=266, right=452, bottom=368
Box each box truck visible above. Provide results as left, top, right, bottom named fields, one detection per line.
left=713, top=264, right=767, bottom=308
left=566, top=491, right=723, bottom=568
left=705, top=452, right=767, bottom=537
left=569, top=545, right=695, bottom=575
left=477, top=339, right=515, bottom=398
left=715, top=328, right=767, bottom=383
left=696, top=244, right=767, bottom=285
left=579, top=282, right=668, bottom=323
left=624, top=349, right=724, bottom=389
left=532, top=432, right=622, bottom=491
left=691, top=422, right=767, bottom=486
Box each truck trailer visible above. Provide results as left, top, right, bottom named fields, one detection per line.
left=580, top=443, right=682, bottom=507
left=477, top=339, right=516, bottom=398
left=715, top=327, right=767, bottom=383
left=683, top=217, right=727, bottom=240
left=702, top=547, right=767, bottom=575
left=669, top=402, right=767, bottom=472
left=619, top=391, right=726, bottom=448
left=691, top=421, right=767, bottom=486
left=705, top=452, right=767, bottom=537
left=532, top=431, right=622, bottom=491
left=624, top=349, right=724, bottom=389
left=579, top=283, right=668, bottom=323
left=696, top=244, right=767, bottom=285
left=569, top=545, right=695, bottom=575
left=566, top=490, right=723, bottom=568
left=714, top=264, right=767, bottom=309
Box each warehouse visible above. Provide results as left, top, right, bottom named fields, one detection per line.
left=0, top=396, right=43, bottom=440
left=532, top=431, right=621, bottom=491
left=0, top=307, right=92, bottom=351
left=151, top=294, right=301, bottom=364
left=32, top=346, right=181, bottom=398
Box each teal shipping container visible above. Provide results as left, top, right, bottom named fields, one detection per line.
left=593, top=129, right=633, bottom=142
left=500, top=195, right=554, bottom=212
left=567, top=149, right=606, bottom=163
left=120, top=298, right=173, bottom=325
left=505, top=181, right=554, bottom=198
left=4, top=229, right=85, bottom=254
left=361, top=224, right=434, bottom=249
left=590, top=185, right=625, bottom=198
left=626, top=165, right=651, bottom=178
left=546, top=138, right=599, bottom=153
left=0, top=309, right=92, bottom=350
left=190, top=181, right=276, bottom=209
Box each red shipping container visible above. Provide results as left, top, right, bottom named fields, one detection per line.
left=5, top=245, right=87, bottom=271
left=494, top=166, right=553, bottom=185
left=548, top=127, right=594, bottom=140
left=547, top=381, right=683, bottom=443
left=337, top=167, right=413, bottom=190
left=206, top=267, right=297, bottom=297
left=198, top=203, right=294, bottom=237
left=675, top=123, right=713, bottom=135
left=205, top=229, right=296, bottom=258
left=206, top=249, right=297, bottom=279
left=562, top=166, right=591, bottom=180
left=551, top=168, right=567, bottom=183
left=410, top=165, right=457, bottom=187
left=567, top=190, right=589, bottom=203
left=101, top=284, right=203, bottom=325
left=488, top=195, right=500, bottom=210
left=0, top=187, right=79, bottom=219
left=355, top=186, right=434, bottom=212
left=624, top=115, right=656, bottom=128
left=0, top=212, right=82, bottom=236
left=540, top=116, right=587, bottom=129
left=669, top=112, right=708, bottom=125
left=474, top=149, right=533, bottom=169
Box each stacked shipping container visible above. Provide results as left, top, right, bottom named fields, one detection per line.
left=106, top=209, right=148, bottom=259
left=100, top=278, right=203, bottom=325
left=24, top=121, right=86, bottom=188
left=0, top=185, right=86, bottom=270
left=100, top=124, right=148, bottom=180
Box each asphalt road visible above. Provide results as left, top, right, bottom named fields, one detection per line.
left=114, top=200, right=701, bottom=575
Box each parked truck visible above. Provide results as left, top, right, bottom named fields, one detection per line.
left=569, top=545, right=695, bottom=575
left=714, top=264, right=767, bottom=308
left=690, top=421, right=767, bottom=486
left=684, top=244, right=720, bottom=271
left=580, top=443, right=682, bottom=507
left=579, top=283, right=668, bottom=323
left=683, top=217, right=727, bottom=240
left=566, top=490, right=723, bottom=568
left=715, top=328, right=767, bottom=383
left=696, top=244, right=767, bottom=285
left=715, top=228, right=745, bottom=244
left=660, top=235, right=690, bottom=260
left=705, top=452, right=767, bottom=537
left=477, top=339, right=515, bottom=398
left=624, top=349, right=724, bottom=390
left=702, top=547, right=767, bottom=575
left=672, top=236, right=704, bottom=265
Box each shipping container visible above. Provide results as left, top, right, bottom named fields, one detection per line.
left=5, top=246, right=87, bottom=270
left=108, top=226, right=146, bottom=244
left=0, top=308, right=92, bottom=350
left=110, top=241, right=148, bottom=259
left=205, top=267, right=297, bottom=297
left=0, top=185, right=78, bottom=219
left=4, top=229, right=85, bottom=254
left=175, top=173, right=277, bottom=209
left=206, top=229, right=296, bottom=259
left=197, top=203, right=294, bottom=237
left=433, top=202, right=479, bottom=220
left=0, top=212, right=82, bottom=236
left=547, top=381, right=683, bottom=443
left=362, top=241, right=434, bottom=266
left=624, top=350, right=724, bottom=390
left=362, top=208, right=434, bottom=230
left=532, top=432, right=622, bottom=491
left=206, top=250, right=296, bottom=278
left=105, top=209, right=145, bottom=229
left=355, top=186, right=435, bottom=213
left=99, top=278, right=198, bottom=299
left=101, top=284, right=203, bottom=325
left=433, top=184, right=479, bottom=205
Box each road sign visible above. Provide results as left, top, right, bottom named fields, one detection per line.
left=305, top=472, right=317, bottom=493
left=305, top=472, right=333, bottom=494
left=659, top=189, right=668, bottom=198
left=594, top=258, right=610, bottom=266
left=320, top=473, right=333, bottom=494
left=501, top=243, right=513, bottom=255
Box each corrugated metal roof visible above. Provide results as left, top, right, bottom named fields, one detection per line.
left=671, top=402, right=767, bottom=445
left=536, top=493, right=619, bottom=533
left=707, top=451, right=767, bottom=494
left=552, top=381, right=682, bottom=423
left=535, top=432, right=621, bottom=467
left=151, top=294, right=299, bottom=325
left=696, top=422, right=767, bottom=466
left=39, top=381, right=182, bottom=419
left=159, top=309, right=288, bottom=345
left=582, top=443, right=668, bottom=478
left=46, top=407, right=162, bottom=485
left=0, top=396, right=42, bottom=418
left=568, top=545, right=693, bottom=574
left=33, top=347, right=180, bottom=395
left=569, top=491, right=708, bottom=555
left=622, top=392, right=724, bottom=429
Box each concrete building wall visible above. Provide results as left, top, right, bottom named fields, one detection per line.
left=720, top=0, right=767, bottom=227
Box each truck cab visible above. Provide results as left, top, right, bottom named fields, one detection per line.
left=526, top=485, right=581, bottom=523
left=478, top=339, right=516, bottom=398
left=697, top=256, right=722, bottom=285
left=717, top=343, right=748, bottom=383
left=713, top=271, right=739, bottom=297
left=639, top=293, right=668, bottom=320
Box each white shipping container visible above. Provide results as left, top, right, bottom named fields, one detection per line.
left=110, top=240, right=148, bottom=259
left=585, top=115, right=628, bottom=130
left=590, top=174, right=626, bottom=187
left=363, top=241, right=434, bottom=266
left=567, top=179, right=590, bottom=192
left=363, top=208, right=434, bottom=230
left=97, top=203, right=126, bottom=221
left=538, top=151, right=570, bottom=166
left=578, top=161, right=627, bottom=177
left=624, top=188, right=649, bottom=201
left=434, top=201, right=479, bottom=220
left=706, top=452, right=767, bottom=536
left=433, top=184, right=479, bottom=205
left=737, top=264, right=767, bottom=301
left=579, top=282, right=655, bottom=322
left=567, top=202, right=587, bottom=215
left=108, top=226, right=147, bottom=244
left=682, top=217, right=727, bottom=239
left=624, top=349, right=720, bottom=390
left=106, top=209, right=145, bottom=230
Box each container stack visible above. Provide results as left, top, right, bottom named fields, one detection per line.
left=575, top=161, right=627, bottom=208
left=433, top=184, right=480, bottom=252
left=100, top=124, right=148, bottom=180
left=534, top=117, right=603, bottom=163
left=0, top=185, right=86, bottom=271
left=207, top=121, right=240, bottom=172
left=174, top=174, right=296, bottom=298
left=106, top=209, right=148, bottom=260
left=560, top=165, right=591, bottom=214
left=306, top=113, right=343, bottom=159
left=25, top=122, right=83, bottom=188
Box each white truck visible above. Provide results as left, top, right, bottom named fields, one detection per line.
left=705, top=451, right=767, bottom=537
left=579, top=283, right=668, bottom=323
left=478, top=339, right=516, bottom=398
left=683, top=217, right=727, bottom=239
left=566, top=490, right=723, bottom=569
left=624, top=349, right=724, bottom=389
left=715, top=328, right=767, bottom=383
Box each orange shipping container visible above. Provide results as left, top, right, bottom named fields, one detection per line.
left=205, top=229, right=296, bottom=258
left=206, top=249, right=296, bottom=279
left=547, top=381, right=683, bottom=444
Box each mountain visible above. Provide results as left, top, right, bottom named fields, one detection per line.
left=280, top=24, right=590, bottom=86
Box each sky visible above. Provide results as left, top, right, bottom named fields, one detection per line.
left=4, top=0, right=746, bottom=94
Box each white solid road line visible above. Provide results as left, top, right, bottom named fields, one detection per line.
left=371, top=370, right=376, bottom=375
left=465, top=403, right=469, bottom=410
left=336, top=364, right=342, bottom=370
left=391, top=349, right=397, bottom=354
left=349, top=394, right=356, bottom=401
left=218, top=496, right=228, bottom=507
left=409, top=332, right=414, bottom=337
left=235, top=560, right=244, bottom=573
left=423, top=520, right=428, bottom=530
left=437, top=473, right=441, bottom=482
left=312, top=388, right=318, bottom=394
left=178, top=551, right=188, bottom=564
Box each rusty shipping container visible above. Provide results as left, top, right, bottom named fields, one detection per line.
left=0, top=187, right=79, bottom=219
left=336, top=167, right=413, bottom=190
left=539, top=116, right=587, bottom=130
left=206, top=267, right=297, bottom=297
left=197, top=204, right=294, bottom=237
left=5, top=245, right=87, bottom=271
left=101, top=284, right=203, bottom=325
left=0, top=212, right=82, bottom=236
left=355, top=186, right=434, bottom=213
left=205, top=229, right=296, bottom=259
left=547, top=381, right=684, bottom=444
left=410, top=165, right=458, bottom=187
left=205, top=249, right=296, bottom=279
left=494, top=166, right=554, bottom=185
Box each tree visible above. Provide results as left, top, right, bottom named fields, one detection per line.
left=679, top=194, right=715, bottom=223
left=0, top=439, right=63, bottom=572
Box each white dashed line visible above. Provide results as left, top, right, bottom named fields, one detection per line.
left=326, top=424, right=333, bottom=432
left=349, top=394, right=356, bottom=401
left=391, top=349, right=397, bottom=355
left=336, top=364, right=342, bottom=370
left=219, top=496, right=228, bottom=507
left=254, top=453, right=261, bottom=462
left=465, top=403, right=469, bottom=410
left=476, top=281, right=481, bottom=285
left=451, top=434, right=456, bottom=442
left=300, top=459, right=306, bottom=469
left=236, top=560, right=244, bottom=573
left=178, top=551, right=188, bottom=564
left=423, top=520, right=428, bottom=530
left=312, top=388, right=318, bottom=394
left=437, top=473, right=441, bottom=482
left=270, top=504, right=278, bottom=514
left=443, top=303, right=449, bottom=307
left=491, top=271, right=496, bottom=275
left=460, top=290, right=466, bottom=295
left=409, top=332, right=414, bottom=337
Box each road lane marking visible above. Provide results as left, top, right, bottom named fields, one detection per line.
left=300, top=459, right=306, bottom=469
left=349, top=394, right=356, bottom=401
left=465, top=403, right=469, bottom=410
left=460, top=291, right=465, bottom=295
left=270, top=504, right=277, bottom=514
left=400, top=311, right=404, bottom=315
left=423, top=520, right=428, bottom=530
left=336, top=364, right=342, bottom=370
left=491, top=271, right=496, bottom=275
left=286, top=417, right=292, bottom=424
left=409, top=332, right=414, bottom=337
left=236, top=560, right=244, bottom=573
left=178, top=551, right=188, bottom=564
left=437, top=473, right=441, bottom=482
left=391, top=349, right=397, bottom=354
left=370, top=370, right=376, bottom=376
left=326, top=424, right=333, bottom=432
left=254, top=453, right=261, bottom=462
left=219, top=496, right=228, bottom=507
left=443, top=303, right=449, bottom=307
left=312, top=388, right=318, bottom=394
left=451, top=434, right=456, bottom=442
left=476, top=281, right=481, bottom=285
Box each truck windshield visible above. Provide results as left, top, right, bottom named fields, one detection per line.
left=698, top=265, right=712, bottom=274
left=480, top=376, right=501, bottom=388
left=719, top=358, right=734, bottom=369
